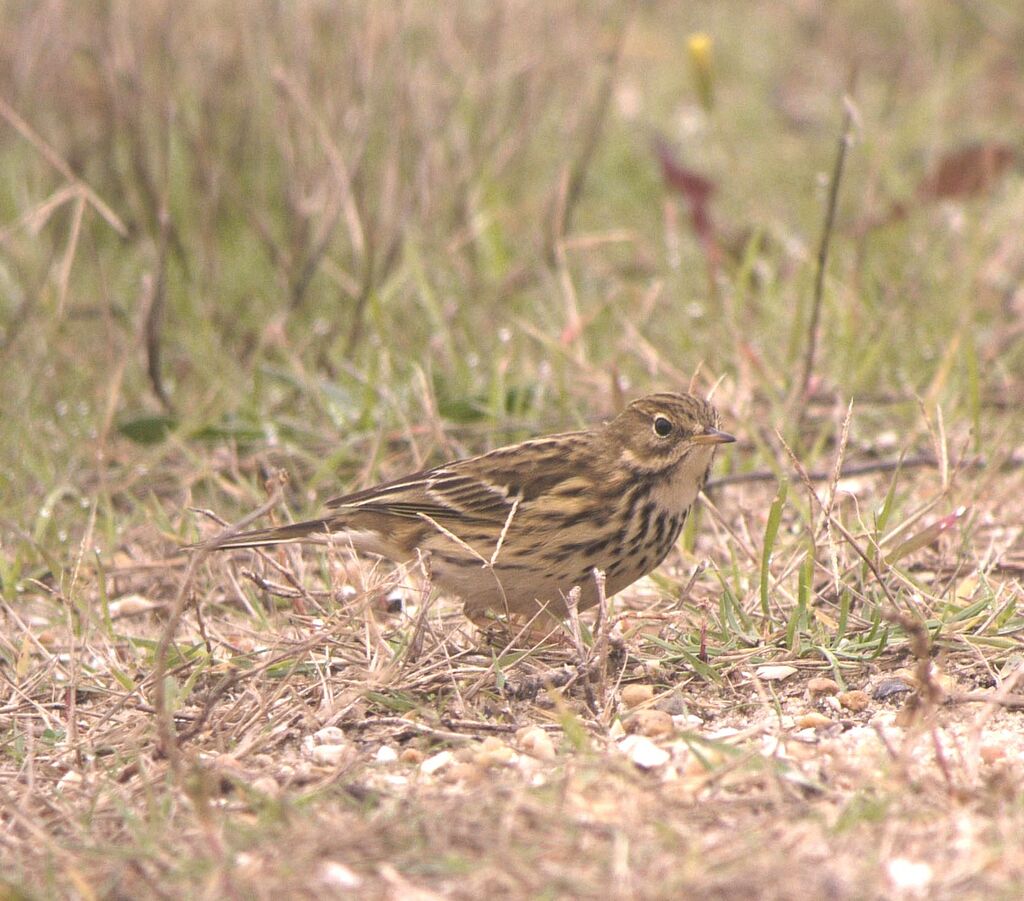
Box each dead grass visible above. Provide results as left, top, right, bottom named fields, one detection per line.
left=2, top=1, right=1024, bottom=898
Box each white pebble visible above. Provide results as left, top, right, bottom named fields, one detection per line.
left=318, top=861, right=363, bottom=890
left=755, top=665, right=798, bottom=682
left=518, top=727, right=556, bottom=760
left=313, top=726, right=347, bottom=745
left=887, top=858, right=933, bottom=896
left=311, top=744, right=352, bottom=767
left=619, top=734, right=670, bottom=769
left=420, top=750, right=455, bottom=775
left=375, top=745, right=399, bottom=764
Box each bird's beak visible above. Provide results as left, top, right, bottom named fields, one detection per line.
left=691, top=427, right=736, bottom=446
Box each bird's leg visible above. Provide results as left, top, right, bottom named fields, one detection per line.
left=466, top=605, right=571, bottom=648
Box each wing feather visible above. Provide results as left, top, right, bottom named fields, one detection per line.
left=323, top=433, right=593, bottom=524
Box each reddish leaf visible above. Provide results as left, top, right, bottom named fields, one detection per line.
left=654, top=137, right=716, bottom=207
left=919, top=142, right=1017, bottom=200
left=653, top=136, right=722, bottom=270
left=856, top=142, right=1018, bottom=235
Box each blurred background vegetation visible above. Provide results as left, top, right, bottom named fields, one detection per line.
left=0, top=0, right=1021, bottom=579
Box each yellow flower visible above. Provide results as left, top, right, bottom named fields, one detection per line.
left=687, top=32, right=715, bottom=113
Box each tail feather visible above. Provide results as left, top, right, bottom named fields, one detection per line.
left=191, top=518, right=333, bottom=551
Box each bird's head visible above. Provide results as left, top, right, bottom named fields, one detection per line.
left=608, top=392, right=735, bottom=475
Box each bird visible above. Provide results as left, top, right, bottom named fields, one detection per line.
left=194, top=392, right=734, bottom=625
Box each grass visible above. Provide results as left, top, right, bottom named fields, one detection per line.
left=2, top=1, right=1024, bottom=897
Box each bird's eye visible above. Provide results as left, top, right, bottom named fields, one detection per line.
left=653, top=415, right=673, bottom=437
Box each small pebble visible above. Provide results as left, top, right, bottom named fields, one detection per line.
left=626, top=709, right=674, bottom=738
left=251, top=775, right=281, bottom=797
left=517, top=726, right=556, bottom=760
left=212, top=754, right=244, bottom=773
left=619, top=734, right=670, bottom=769
left=310, top=744, right=353, bottom=767
left=621, top=684, right=655, bottom=708
left=980, top=744, right=1006, bottom=764
left=420, top=750, right=455, bottom=775
left=375, top=745, right=398, bottom=764
left=797, top=712, right=833, bottom=729
left=887, top=858, right=933, bottom=894
left=312, top=726, right=346, bottom=745
left=56, top=770, right=83, bottom=793
left=318, top=861, right=362, bottom=890
left=838, top=690, right=871, bottom=712
left=445, top=762, right=482, bottom=784
left=643, top=659, right=665, bottom=677
left=673, top=714, right=704, bottom=731
left=788, top=735, right=821, bottom=756
left=400, top=748, right=425, bottom=765
left=474, top=745, right=516, bottom=768
left=807, top=677, right=840, bottom=696
left=107, top=594, right=158, bottom=618
left=756, top=664, right=798, bottom=682
left=655, top=693, right=688, bottom=716
left=871, top=676, right=912, bottom=700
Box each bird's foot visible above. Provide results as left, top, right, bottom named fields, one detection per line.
left=465, top=607, right=568, bottom=648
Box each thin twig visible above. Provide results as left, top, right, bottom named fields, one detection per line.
left=794, top=91, right=857, bottom=424
left=591, top=568, right=611, bottom=721
left=55, top=193, right=86, bottom=318
left=153, top=477, right=287, bottom=766
left=140, top=207, right=173, bottom=411
left=0, top=95, right=127, bottom=237
left=564, top=585, right=598, bottom=714
left=952, top=691, right=1024, bottom=709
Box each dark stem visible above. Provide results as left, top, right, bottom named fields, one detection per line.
left=794, top=90, right=857, bottom=423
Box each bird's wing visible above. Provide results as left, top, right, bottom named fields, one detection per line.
left=324, top=434, right=586, bottom=524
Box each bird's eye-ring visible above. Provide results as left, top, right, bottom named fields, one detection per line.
left=653, top=415, right=673, bottom=437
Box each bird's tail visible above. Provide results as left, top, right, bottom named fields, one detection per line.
left=188, top=518, right=333, bottom=551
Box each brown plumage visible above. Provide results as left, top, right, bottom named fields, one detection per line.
left=196, top=392, right=734, bottom=623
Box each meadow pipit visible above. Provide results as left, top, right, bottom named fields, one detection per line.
left=197, top=392, right=734, bottom=624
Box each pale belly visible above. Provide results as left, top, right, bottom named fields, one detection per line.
left=429, top=503, right=691, bottom=620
